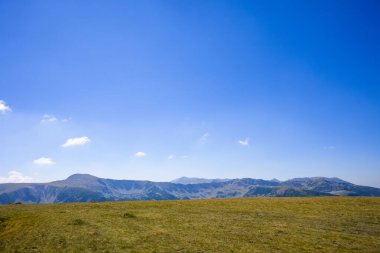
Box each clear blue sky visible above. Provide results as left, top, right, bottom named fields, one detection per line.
left=0, top=0, right=379, bottom=187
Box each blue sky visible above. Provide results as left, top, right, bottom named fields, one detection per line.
left=0, top=0, right=379, bottom=187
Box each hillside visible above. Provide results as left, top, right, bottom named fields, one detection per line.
left=0, top=174, right=379, bottom=204
left=0, top=197, right=379, bottom=252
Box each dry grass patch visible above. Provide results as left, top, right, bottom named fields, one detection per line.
left=0, top=197, right=379, bottom=252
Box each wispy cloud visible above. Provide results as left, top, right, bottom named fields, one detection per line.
left=0, top=100, right=11, bottom=114
left=238, top=138, right=249, bottom=146
left=41, top=114, right=57, bottom=123
left=41, top=115, right=70, bottom=124
left=61, top=136, right=91, bottom=148
left=135, top=151, right=146, bottom=157
left=325, top=146, right=336, bottom=151
left=168, top=154, right=175, bottom=160
left=33, top=157, right=56, bottom=166
left=0, top=171, right=33, bottom=183
left=199, top=132, right=209, bottom=144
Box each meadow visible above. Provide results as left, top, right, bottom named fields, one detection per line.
left=0, top=197, right=379, bottom=252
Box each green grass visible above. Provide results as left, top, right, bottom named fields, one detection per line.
left=0, top=197, right=379, bottom=252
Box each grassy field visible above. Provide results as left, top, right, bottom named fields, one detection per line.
left=0, top=197, right=379, bottom=252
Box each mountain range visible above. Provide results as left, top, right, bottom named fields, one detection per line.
left=0, top=174, right=379, bottom=204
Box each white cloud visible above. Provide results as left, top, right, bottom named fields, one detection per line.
left=135, top=151, right=146, bottom=157
left=199, top=132, right=209, bottom=144
left=0, top=171, right=33, bottom=183
left=33, top=157, right=56, bottom=166
left=41, top=115, right=71, bottom=124
left=168, top=154, right=175, bottom=160
left=61, top=136, right=91, bottom=148
left=238, top=138, right=249, bottom=146
left=41, top=114, right=57, bottom=123
left=0, top=100, right=11, bottom=114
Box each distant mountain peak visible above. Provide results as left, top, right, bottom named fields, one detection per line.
left=286, top=177, right=349, bottom=184
left=174, top=176, right=191, bottom=181
left=171, top=177, right=230, bottom=185
left=65, top=174, right=99, bottom=182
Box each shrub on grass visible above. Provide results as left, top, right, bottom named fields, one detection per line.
left=0, top=216, right=8, bottom=229
left=70, top=219, right=86, bottom=225
left=123, top=212, right=136, bottom=218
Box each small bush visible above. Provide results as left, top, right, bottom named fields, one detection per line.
left=70, top=219, right=86, bottom=225
left=0, top=216, right=8, bottom=223
left=123, top=212, right=136, bottom=219
left=0, top=216, right=9, bottom=229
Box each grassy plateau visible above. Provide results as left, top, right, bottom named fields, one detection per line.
left=0, top=197, right=379, bottom=252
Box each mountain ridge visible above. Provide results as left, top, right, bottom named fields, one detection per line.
left=0, top=174, right=379, bottom=204
left=171, top=176, right=230, bottom=184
